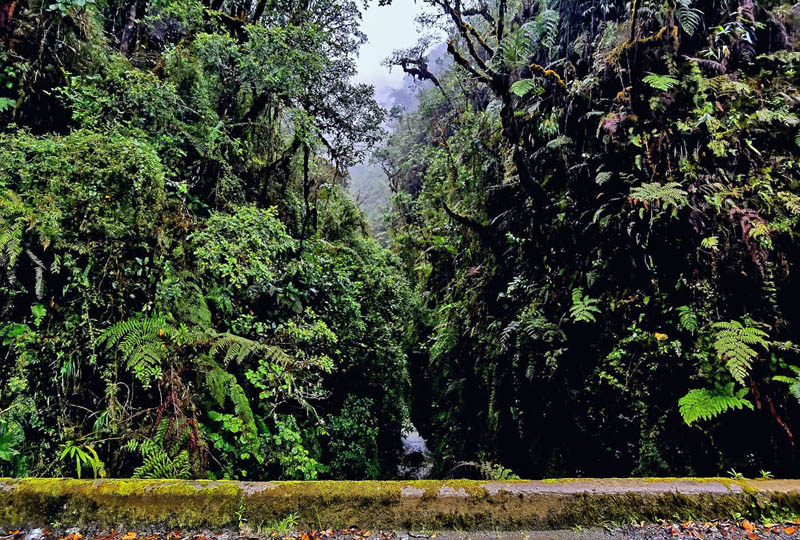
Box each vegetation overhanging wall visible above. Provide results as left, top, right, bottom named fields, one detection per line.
left=2, top=478, right=800, bottom=530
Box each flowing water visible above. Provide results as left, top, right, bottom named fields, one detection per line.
left=397, top=426, right=431, bottom=479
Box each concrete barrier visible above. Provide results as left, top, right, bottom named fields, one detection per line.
left=1, top=478, right=799, bottom=530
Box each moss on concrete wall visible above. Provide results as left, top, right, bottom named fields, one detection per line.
left=1, top=478, right=799, bottom=530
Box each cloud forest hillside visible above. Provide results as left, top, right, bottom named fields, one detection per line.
left=379, top=0, right=800, bottom=477
left=3, top=0, right=800, bottom=481
left=0, top=0, right=414, bottom=479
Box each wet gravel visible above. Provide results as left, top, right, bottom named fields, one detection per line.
left=3, top=520, right=800, bottom=540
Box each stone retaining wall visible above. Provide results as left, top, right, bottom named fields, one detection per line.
left=1, top=478, right=800, bottom=530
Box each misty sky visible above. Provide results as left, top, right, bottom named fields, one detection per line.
left=353, top=1, right=440, bottom=100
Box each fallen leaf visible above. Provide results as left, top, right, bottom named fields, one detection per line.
left=122, top=533, right=136, bottom=540
left=742, top=520, right=755, bottom=532
left=745, top=533, right=758, bottom=540
left=786, top=527, right=797, bottom=535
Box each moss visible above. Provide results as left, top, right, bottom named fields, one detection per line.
left=1, top=478, right=800, bottom=530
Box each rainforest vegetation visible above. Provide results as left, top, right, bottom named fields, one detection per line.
left=2, top=0, right=800, bottom=481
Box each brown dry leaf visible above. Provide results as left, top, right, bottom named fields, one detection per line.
left=742, top=520, right=755, bottom=532
left=745, top=533, right=758, bottom=540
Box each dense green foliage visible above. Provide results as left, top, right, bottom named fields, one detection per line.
left=0, top=0, right=414, bottom=479
left=381, top=0, right=800, bottom=477
left=4, top=0, right=800, bottom=481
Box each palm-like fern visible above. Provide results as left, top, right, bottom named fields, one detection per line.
left=521, top=2, right=559, bottom=59
left=96, top=315, right=170, bottom=385
left=494, top=0, right=559, bottom=70
left=510, top=79, right=537, bottom=97
left=209, top=332, right=290, bottom=367
left=677, top=306, right=698, bottom=333
left=128, top=420, right=192, bottom=479
left=712, top=320, right=769, bottom=384
left=630, top=182, right=688, bottom=210
left=569, top=288, right=600, bottom=323
left=206, top=365, right=260, bottom=453
left=773, top=365, right=800, bottom=404
left=679, top=385, right=753, bottom=425
left=675, top=0, right=703, bottom=36
left=643, top=73, right=680, bottom=92
left=0, top=220, right=23, bottom=268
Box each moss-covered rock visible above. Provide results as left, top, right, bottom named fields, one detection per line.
left=1, top=478, right=799, bottom=530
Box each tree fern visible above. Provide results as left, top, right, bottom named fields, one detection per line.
left=205, top=366, right=260, bottom=453
left=521, top=2, right=560, bottom=59
left=210, top=333, right=266, bottom=365
left=677, top=306, right=698, bottom=334
left=130, top=438, right=191, bottom=479
left=630, top=182, right=688, bottom=210
left=128, top=417, right=196, bottom=479
left=773, top=365, right=800, bottom=404
left=643, top=73, right=680, bottom=92
left=679, top=385, right=753, bottom=425
left=675, top=0, right=702, bottom=36
left=96, top=315, right=170, bottom=385
left=569, top=288, right=600, bottom=323
left=494, top=1, right=559, bottom=70
left=495, top=26, right=534, bottom=70
left=510, top=79, right=537, bottom=97
left=712, top=320, right=769, bottom=384
left=0, top=220, right=23, bottom=268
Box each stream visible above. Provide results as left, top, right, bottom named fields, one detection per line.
left=397, top=426, right=431, bottom=479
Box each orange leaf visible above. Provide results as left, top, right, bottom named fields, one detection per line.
left=786, top=527, right=797, bottom=535
left=123, top=533, right=136, bottom=540
left=742, top=520, right=755, bottom=531
left=745, top=533, right=758, bottom=540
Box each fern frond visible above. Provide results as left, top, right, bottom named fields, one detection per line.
left=97, top=315, right=170, bottom=386
left=569, top=288, right=601, bottom=323
left=205, top=366, right=260, bottom=453
left=711, top=320, right=769, bottom=383
left=773, top=365, right=800, bottom=403
left=510, top=79, right=537, bottom=97
left=679, top=386, right=753, bottom=425
left=630, top=182, right=688, bottom=210
left=643, top=72, right=680, bottom=91
left=210, top=333, right=265, bottom=365
left=677, top=306, right=698, bottom=334
left=675, top=0, right=703, bottom=36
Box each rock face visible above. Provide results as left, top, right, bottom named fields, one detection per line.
left=2, top=478, right=800, bottom=531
